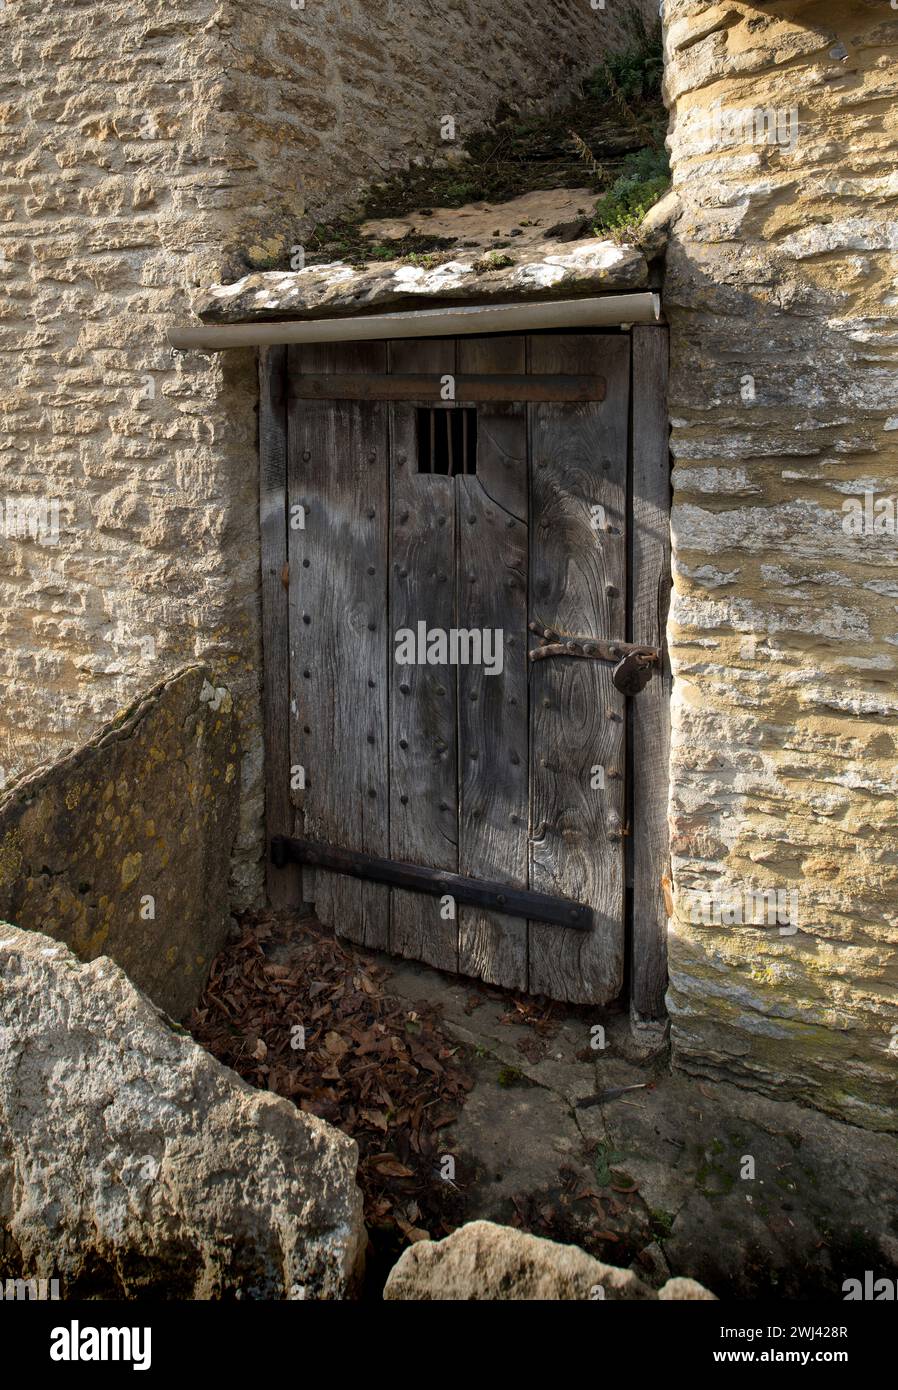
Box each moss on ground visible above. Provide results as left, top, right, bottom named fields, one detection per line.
left=471, top=251, right=516, bottom=274
left=650, top=1208, right=676, bottom=1242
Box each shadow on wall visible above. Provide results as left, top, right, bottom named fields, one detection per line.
left=0, top=665, right=240, bottom=1020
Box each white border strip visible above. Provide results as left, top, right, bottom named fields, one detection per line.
left=169, top=292, right=661, bottom=351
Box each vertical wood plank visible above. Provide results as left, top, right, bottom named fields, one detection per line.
left=287, top=341, right=390, bottom=948
left=259, top=346, right=299, bottom=908
left=388, top=337, right=459, bottom=971
left=456, top=336, right=529, bottom=990
left=630, top=325, right=671, bottom=1022
left=527, top=334, right=630, bottom=1004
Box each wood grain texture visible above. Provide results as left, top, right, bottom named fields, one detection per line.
left=630, top=326, right=671, bottom=1020
left=259, top=346, right=299, bottom=908
left=287, top=341, right=390, bottom=948
left=527, top=334, right=630, bottom=1004
left=273, top=329, right=658, bottom=1009
left=456, top=336, right=529, bottom=989
left=387, top=338, right=459, bottom=970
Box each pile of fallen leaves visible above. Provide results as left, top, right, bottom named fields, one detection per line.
left=187, top=911, right=474, bottom=1264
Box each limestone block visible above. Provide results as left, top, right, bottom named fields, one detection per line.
left=0, top=665, right=239, bottom=1020
left=383, top=1221, right=716, bottom=1301
left=0, top=925, right=365, bottom=1299
left=195, top=238, right=649, bottom=324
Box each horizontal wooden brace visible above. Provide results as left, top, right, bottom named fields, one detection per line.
left=290, top=373, right=607, bottom=403
left=270, top=836, right=594, bottom=930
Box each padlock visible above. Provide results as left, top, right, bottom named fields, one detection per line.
left=611, top=650, right=655, bottom=696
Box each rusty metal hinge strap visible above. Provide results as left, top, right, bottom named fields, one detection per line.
left=270, top=836, right=594, bottom=930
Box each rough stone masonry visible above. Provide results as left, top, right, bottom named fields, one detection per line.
left=0, top=664, right=240, bottom=1020
left=662, top=0, right=898, bottom=1130
left=0, top=0, right=656, bottom=908
left=1, top=0, right=895, bottom=1136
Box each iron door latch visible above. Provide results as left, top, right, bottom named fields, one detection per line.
left=528, top=621, right=660, bottom=695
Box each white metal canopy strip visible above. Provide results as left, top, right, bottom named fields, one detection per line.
left=168, top=292, right=661, bottom=351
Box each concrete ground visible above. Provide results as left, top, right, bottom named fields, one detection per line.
left=379, top=953, right=898, bottom=1301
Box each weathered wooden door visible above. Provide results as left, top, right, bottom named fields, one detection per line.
left=261, top=329, right=670, bottom=1009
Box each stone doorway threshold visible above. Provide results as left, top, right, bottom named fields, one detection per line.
left=377, top=951, right=897, bottom=1301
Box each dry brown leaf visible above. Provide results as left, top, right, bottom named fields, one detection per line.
left=396, top=1217, right=431, bottom=1243
left=411, top=1049, right=443, bottom=1075
left=188, top=910, right=471, bottom=1260
left=370, top=1155, right=415, bottom=1178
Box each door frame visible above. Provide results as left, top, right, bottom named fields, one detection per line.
left=258, top=322, right=670, bottom=1024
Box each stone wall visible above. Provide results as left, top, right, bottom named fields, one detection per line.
left=0, top=664, right=239, bottom=1020
left=662, top=0, right=898, bottom=1130
left=0, top=0, right=654, bottom=908
left=217, top=0, right=660, bottom=280
left=0, top=0, right=263, bottom=904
